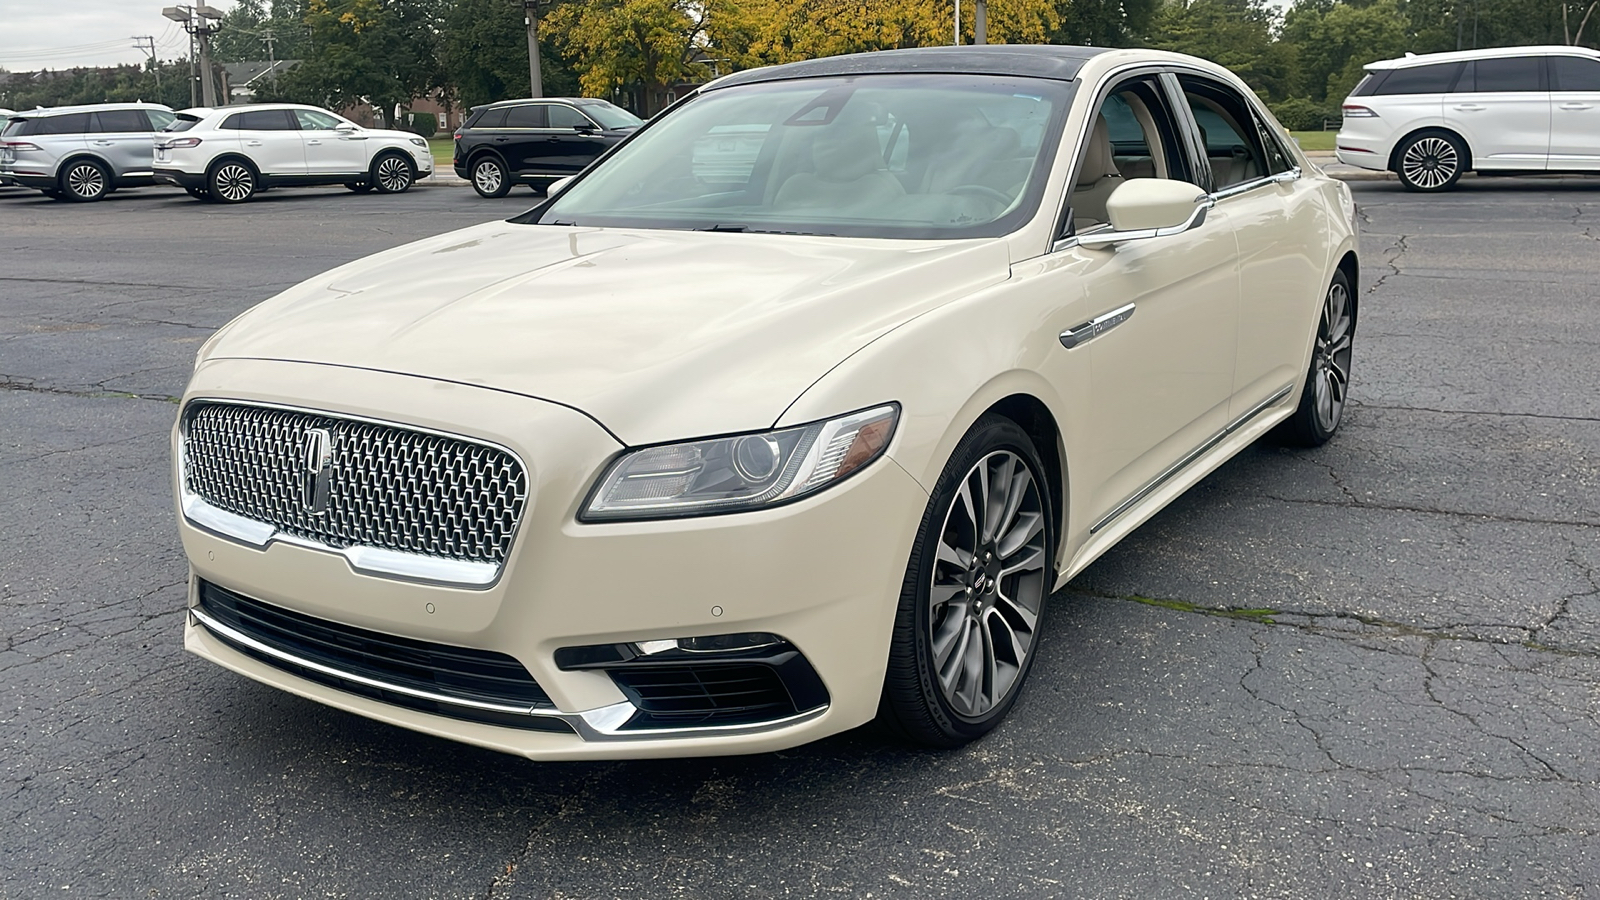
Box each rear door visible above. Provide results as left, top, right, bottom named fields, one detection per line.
left=233, top=109, right=306, bottom=176
left=88, top=108, right=156, bottom=179
left=295, top=109, right=368, bottom=175
left=1549, top=54, right=1600, bottom=171
left=1446, top=56, right=1550, bottom=170
left=501, top=103, right=551, bottom=174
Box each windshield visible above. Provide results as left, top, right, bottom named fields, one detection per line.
left=528, top=74, right=1073, bottom=239
left=579, top=101, right=643, bottom=130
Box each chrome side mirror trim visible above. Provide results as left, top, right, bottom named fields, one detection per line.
left=1076, top=196, right=1214, bottom=249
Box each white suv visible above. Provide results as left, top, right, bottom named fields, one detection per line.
left=1337, top=46, right=1600, bottom=191
left=154, top=104, right=434, bottom=202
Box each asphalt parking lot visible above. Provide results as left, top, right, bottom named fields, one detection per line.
left=3, top=175, right=1599, bottom=899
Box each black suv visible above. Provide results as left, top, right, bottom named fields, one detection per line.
left=453, top=98, right=642, bottom=198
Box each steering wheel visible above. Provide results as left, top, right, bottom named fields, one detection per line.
left=948, top=184, right=1012, bottom=204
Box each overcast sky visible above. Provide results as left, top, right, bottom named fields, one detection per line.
left=0, top=1, right=240, bottom=71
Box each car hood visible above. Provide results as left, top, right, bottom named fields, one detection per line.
left=202, top=222, right=1011, bottom=445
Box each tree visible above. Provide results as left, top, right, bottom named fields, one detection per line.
left=1146, top=0, right=1296, bottom=100
left=1054, top=0, right=1162, bottom=47
left=212, top=0, right=311, bottom=63
left=440, top=0, right=578, bottom=108
left=272, top=0, right=442, bottom=125
left=543, top=0, right=718, bottom=113
left=0, top=61, right=192, bottom=111
left=1280, top=0, right=1410, bottom=102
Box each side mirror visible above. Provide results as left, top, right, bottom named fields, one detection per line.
left=574, top=123, right=598, bottom=134
left=547, top=176, right=573, bottom=195
left=1078, top=179, right=1212, bottom=248
left=335, top=122, right=357, bottom=134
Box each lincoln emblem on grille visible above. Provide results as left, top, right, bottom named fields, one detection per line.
left=301, top=428, right=335, bottom=515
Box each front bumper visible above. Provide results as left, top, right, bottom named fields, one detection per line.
left=176, top=358, right=926, bottom=759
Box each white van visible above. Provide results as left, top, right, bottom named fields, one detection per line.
left=1336, top=46, right=1600, bottom=190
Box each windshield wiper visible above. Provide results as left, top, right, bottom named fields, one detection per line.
left=698, top=223, right=750, bottom=233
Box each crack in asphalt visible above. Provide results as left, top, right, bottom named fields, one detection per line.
left=1, top=378, right=180, bottom=404
left=1364, top=233, right=1407, bottom=294
left=1348, top=400, right=1600, bottom=425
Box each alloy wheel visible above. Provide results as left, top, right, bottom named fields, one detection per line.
left=928, top=450, right=1048, bottom=718
left=376, top=155, right=412, bottom=192
left=213, top=164, right=254, bottom=202
left=1313, top=277, right=1354, bottom=433
left=473, top=160, right=503, bottom=196
left=65, top=163, right=106, bottom=200
left=1401, top=137, right=1458, bottom=190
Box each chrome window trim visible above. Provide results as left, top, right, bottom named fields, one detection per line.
left=1090, top=382, right=1295, bottom=534
left=178, top=397, right=532, bottom=590
left=189, top=606, right=829, bottom=742
left=1210, top=166, right=1301, bottom=201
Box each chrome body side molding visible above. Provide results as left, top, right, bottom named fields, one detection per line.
left=1090, top=383, right=1295, bottom=534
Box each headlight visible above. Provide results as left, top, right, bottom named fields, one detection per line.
left=409, top=137, right=427, bottom=147
left=583, top=404, right=899, bottom=521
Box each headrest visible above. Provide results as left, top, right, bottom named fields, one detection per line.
left=1076, top=114, right=1120, bottom=187
left=811, top=114, right=886, bottom=183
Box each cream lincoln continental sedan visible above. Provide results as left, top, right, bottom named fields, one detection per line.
left=174, top=45, right=1358, bottom=759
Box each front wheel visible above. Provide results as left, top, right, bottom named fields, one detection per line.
left=1396, top=132, right=1465, bottom=192
left=1277, top=269, right=1356, bottom=447
left=470, top=156, right=510, bottom=198
left=878, top=415, right=1054, bottom=748
left=371, top=152, right=413, bottom=193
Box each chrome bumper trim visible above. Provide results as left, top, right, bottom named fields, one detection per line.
left=189, top=607, right=828, bottom=742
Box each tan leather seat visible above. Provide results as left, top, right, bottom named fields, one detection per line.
left=1071, top=115, right=1122, bottom=230
left=774, top=115, right=905, bottom=212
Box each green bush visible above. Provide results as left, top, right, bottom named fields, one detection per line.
left=1269, top=97, right=1338, bottom=132
left=406, top=111, right=439, bottom=136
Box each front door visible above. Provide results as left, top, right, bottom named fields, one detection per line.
left=231, top=108, right=306, bottom=176
left=1445, top=57, right=1551, bottom=170
left=295, top=109, right=369, bottom=175
left=1549, top=54, right=1600, bottom=171
left=544, top=104, right=609, bottom=173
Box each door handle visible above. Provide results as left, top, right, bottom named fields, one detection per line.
left=1559, top=102, right=1595, bottom=110
left=1453, top=104, right=1487, bottom=112
left=1059, top=303, right=1136, bottom=350
left=92, top=140, right=114, bottom=146
left=493, top=137, right=508, bottom=142
left=246, top=140, right=263, bottom=146
left=307, top=139, right=322, bottom=145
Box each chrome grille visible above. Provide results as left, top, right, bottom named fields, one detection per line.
left=183, top=401, right=527, bottom=565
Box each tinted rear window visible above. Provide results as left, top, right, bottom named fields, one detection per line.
left=1348, top=73, right=1378, bottom=97
left=32, top=113, right=93, bottom=135
left=1463, top=57, right=1543, bottom=92
left=3, top=118, right=33, bottom=137
left=235, top=109, right=296, bottom=130
left=165, top=115, right=202, bottom=133
left=93, top=109, right=150, bottom=133
left=1374, top=63, right=1462, bottom=95
left=1552, top=56, right=1600, bottom=91
left=472, top=108, right=508, bottom=128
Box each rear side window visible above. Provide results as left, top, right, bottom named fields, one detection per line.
left=470, top=108, right=507, bottom=128
left=32, top=113, right=93, bottom=135
left=236, top=109, right=296, bottom=130
left=504, top=105, right=547, bottom=128
left=1348, top=73, right=1379, bottom=97
left=1552, top=56, right=1600, bottom=91
left=92, top=109, right=150, bottom=133
left=1461, top=57, right=1544, bottom=92
left=147, top=109, right=175, bottom=131
left=1374, top=63, right=1463, bottom=95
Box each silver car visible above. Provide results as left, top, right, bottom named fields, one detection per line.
left=0, top=103, right=175, bottom=201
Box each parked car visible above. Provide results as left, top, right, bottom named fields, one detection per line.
left=1337, top=46, right=1600, bottom=191
left=153, top=103, right=434, bottom=202
left=0, top=103, right=175, bottom=201
left=175, top=45, right=1357, bottom=760
left=453, top=97, right=641, bottom=198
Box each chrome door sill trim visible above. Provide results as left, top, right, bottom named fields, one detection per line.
left=1090, top=383, right=1294, bottom=535
left=1060, top=303, right=1135, bottom=350
left=181, top=492, right=502, bottom=588
left=190, top=607, right=829, bottom=742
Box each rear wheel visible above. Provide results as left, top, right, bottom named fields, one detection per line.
left=1396, top=132, right=1465, bottom=192
left=878, top=415, right=1054, bottom=747
left=471, top=156, right=510, bottom=198
left=1277, top=269, right=1356, bottom=447
left=60, top=159, right=110, bottom=202
left=208, top=161, right=256, bottom=203
left=371, top=152, right=413, bottom=193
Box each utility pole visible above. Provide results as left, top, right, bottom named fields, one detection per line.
left=954, top=0, right=961, bottom=44
left=523, top=0, right=544, bottom=98
left=263, top=28, right=277, bottom=89
left=132, top=35, right=160, bottom=88
left=163, top=5, right=224, bottom=107
left=974, top=0, right=987, bottom=44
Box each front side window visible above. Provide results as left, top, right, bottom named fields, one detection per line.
left=527, top=74, right=1072, bottom=240
left=547, top=105, right=593, bottom=130
left=577, top=101, right=643, bottom=130
left=1067, top=76, right=1193, bottom=233
left=294, top=109, right=342, bottom=130
left=1375, top=63, right=1463, bottom=95
left=1459, top=57, right=1543, bottom=93
left=1552, top=56, right=1600, bottom=91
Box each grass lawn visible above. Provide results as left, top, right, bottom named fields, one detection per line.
left=1290, top=130, right=1337, bottom=152
left=428, top=137, right=454, bottom=169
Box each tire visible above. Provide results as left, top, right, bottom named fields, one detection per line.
left=371, top=152, right=414, bottom=194
left=1395, top=132, right=1466, bottom=192
left=470, top=155, right=510, bottom=198
left=59, top=159, right=110, bottom=202
left=345, top=182, right=373, bottom=194
left=185, top=186, right=211, bottom=201
left=40, top=188, right=64, bottom=200
left=1277, top=269, right=1356, bottom=447
left=878, top=414, right=1055, bottom=748
left=208, top=160, right=257, bottom=203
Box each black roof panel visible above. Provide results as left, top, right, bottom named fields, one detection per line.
left=708, top=45, right=1109, bottom=90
